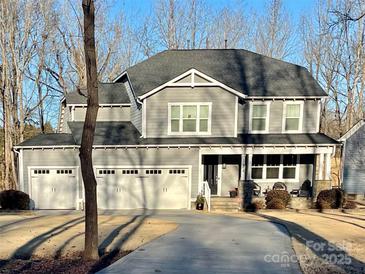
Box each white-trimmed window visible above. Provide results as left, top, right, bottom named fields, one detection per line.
left=249, top=102, right=270, bottom=133
left=283, top=102, right=303, bottom=132
left=250, top=154, right=299, bottom=181
left=168, top=103, right=211, bottom=135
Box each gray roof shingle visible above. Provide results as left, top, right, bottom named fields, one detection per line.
left=16, top=122, right=338, bottom=147
left=65, top=83, right=130, bottom=104
left=17, top=133, right=76, bottom=146
left=120, top=49, right=326, bottom=97
left=68, top=122, right=338, bottom=146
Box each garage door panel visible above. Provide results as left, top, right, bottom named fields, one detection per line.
left=30, top=168, right=77, bottom=209
left=96, top=167, right=189, bottom=210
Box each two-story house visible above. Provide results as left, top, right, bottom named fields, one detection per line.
left=15, top=49, right=338, bottom=210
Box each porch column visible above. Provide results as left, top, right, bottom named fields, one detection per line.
left=318, top=153, right=324, bottom=180
left=240, top=154, right=246, bottom=180
left=246, top=154, right=252, bottom=180
left=324, top=153, right=331, bottom=180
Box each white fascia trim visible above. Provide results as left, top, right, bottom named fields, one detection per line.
left=138, top=69, right=246, bottom=100
left=281, top=101, right=304, bottom=133
left=15, top=143, right=338, bottom=151
left=112, top=71, right=127, bottom=83
left=246, top=96, right=326, bottom=100
left=142, top=101, right=147, bottom=137
left=234, top=97, right=238, bottom=137
left=248, top=101, right=271, bottom=133
left=316, top=100, right=321, bottom=133
left=67, top=103, right=131, bottom=107
left=339, top=119, right=365, bottom=141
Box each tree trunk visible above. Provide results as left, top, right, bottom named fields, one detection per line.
left=80, top=0, right=99, bottom=260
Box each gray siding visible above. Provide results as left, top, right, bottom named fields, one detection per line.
left=73, top=106, right=130, bottom=121
left=22, top=147, right=200, bottom=199
left=269, top=101, right=283, bottom=133
left=22, top=149, right=80, bottom=194
left=343, top=124, right=365, bottom=194
left=303, top=100, right=320, bottom=133
left=237, top=100, right=319, bottom=133
left=124, top=80, right=142, bottom=133
left=62, top=105, right=71, bottom=133
left=146, top=86, right=236, bottom=138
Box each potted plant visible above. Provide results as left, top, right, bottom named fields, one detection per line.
left=195, top=194, right=205, bottom=210
left=229, top=188, right=238, bottom=198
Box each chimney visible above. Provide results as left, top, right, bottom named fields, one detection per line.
left=224, top=39, right=228, bottom=49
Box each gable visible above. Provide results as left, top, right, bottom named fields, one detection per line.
left=139, top=68, right=245, bottom=100
left=117, top=49, right=328, bottom=98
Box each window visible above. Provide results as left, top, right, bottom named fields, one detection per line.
left=169, top=169, right=186, bottom=174
left=146, top=169, right=162, bottom=175
left=250, top=103, right=269, bottom=132
left=251, top=155, right=264, bottom=179
left=250, top=154, right=299, bottom=181
left=266, top=155, right=280, bottom=179
left=283, top=103, right=302, bottom=132
left=122, top=169, right=138, bottom=175
left=283, top=155, right=296, bottom=179
left=98, top=169, right=115, bottom=175
left=169, top=103, right=211, bottom=134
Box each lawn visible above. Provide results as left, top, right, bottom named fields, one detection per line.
left=220, top=209, right=365, bottom=274
left=0, top=212, right=177, bottom=273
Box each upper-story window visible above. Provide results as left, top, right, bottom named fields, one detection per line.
left=168, top=103, right=211, bottom=135
left=283, top=102, right=303, bottom=132
left=249, top=102, right=270, bottom=133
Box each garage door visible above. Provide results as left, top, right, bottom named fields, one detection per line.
left=96, top=167, right=189, bottom=209
left=30, top=168, right=77, bottom=209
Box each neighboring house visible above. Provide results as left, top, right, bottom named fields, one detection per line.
left=339, top=119, right=365, bottom=197
left=14, top=49, right=338, bottom=210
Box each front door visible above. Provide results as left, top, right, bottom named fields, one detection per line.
left=203, top=155, right=219, bottom=195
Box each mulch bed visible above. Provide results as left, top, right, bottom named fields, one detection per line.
left=0, top=250, right=131, bottom=274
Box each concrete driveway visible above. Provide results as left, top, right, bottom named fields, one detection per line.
left=98, top=211, right=301, bottom=274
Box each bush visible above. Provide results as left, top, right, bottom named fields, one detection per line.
left=245, top=199, right=265, bottom=212
left=316, top=189, right=344, bottom=209
left=265, top=190, right=291, bottom=206
left=317, top=200, right=332, bottom=211
left=343, top=200, right=357, bottom=209
left=0, top=190, right=30, bottom=210
left=266, top=198, right=286, bottom=209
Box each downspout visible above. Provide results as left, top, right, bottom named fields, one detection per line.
left=13, top=148, right=23, bottom=191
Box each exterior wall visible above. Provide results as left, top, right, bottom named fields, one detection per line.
left=303, top=100, right=320, bottom=133
left=221, top=155, right=240, bottom=196
left=237, top=99, right=319, bottom=133
left=22, top=147, right=200, bottom=200
left=73, top=106, right=130, bottom=121
left=22, top=149, right=80, bottom=194
left=343, top=124, right=365, bottom=194
left=62, top=105, right=71, bottom=133
left=124, top=80, right=142, bottom=133
left=145, top=86, right=236, bottom=137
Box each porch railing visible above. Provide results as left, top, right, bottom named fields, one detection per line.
left=201, top=181, right=211, bottom=212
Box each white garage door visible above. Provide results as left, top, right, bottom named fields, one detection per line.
left=30, top=168, right=77, bottom=209
left=96, top=167, right=189, bottom=209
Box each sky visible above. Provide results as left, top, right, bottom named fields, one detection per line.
left=116, top=0, right=317, bottom=23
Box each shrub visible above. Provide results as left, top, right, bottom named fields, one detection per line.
left=317, top=200, right=332, bottom=211
left=0, top=190, right=30, bottom=210
left=316, top=189, right=344, bottom=209
left=195, top=194, right=205, bottom=204
left=343, top=200, right=357, bottom=209
left=245, top=199, right=265, bottom=212
left=265, top=190, right=291, bottom=206
left=266, top=198, right=286, bottom=209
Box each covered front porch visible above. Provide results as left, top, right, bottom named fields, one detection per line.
left=198, top=144, right=336, bottom=210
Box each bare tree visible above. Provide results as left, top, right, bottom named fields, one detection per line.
left=80, top=0, right=99, bottom=260
left=254, top=0, right=295, bottom=59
